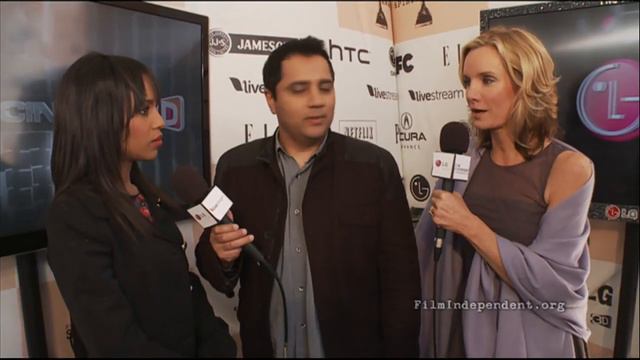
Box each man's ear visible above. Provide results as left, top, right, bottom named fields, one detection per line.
left=265, top=90, right=277, bottom=115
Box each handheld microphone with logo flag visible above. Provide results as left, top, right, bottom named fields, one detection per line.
left=431, top=122, right=470, bottom=262
left=171, top=165, right=289, bottom=357
left=170, top=165, right=269, bottom=266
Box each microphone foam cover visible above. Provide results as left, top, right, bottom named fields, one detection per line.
left=440, top=121, right=470, bottom=154
left=171, top=165, right=209, bottom=205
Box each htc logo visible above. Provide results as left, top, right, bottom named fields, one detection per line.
left=328, top=39, right=370, bottom=64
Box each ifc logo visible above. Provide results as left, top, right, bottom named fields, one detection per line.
left=209, top=29, right=231, bottom=56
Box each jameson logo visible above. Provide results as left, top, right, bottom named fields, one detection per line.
left=366, top=85, right=398, bottom=100
left=230, top=34, right=295, bottom=55
left=209, top=29, right=231, bottom=56
left=408, top=89, right=464, bottom=102
left=210, top=30, right=295, bottom=56
left=229, top=77, right=265, bottom=94
left=339, top=120, right=377, bottom=143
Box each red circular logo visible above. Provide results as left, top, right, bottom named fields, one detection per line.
left=606, top=205, right=621, bottom=220
left=435, top=160, right=442, bottom=167
left=577, top=59, right=639, bottom=142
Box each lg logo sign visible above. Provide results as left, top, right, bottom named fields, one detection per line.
left=410, top=175, right=430, bottom=202
left=577, top=59, right=639, bottom=142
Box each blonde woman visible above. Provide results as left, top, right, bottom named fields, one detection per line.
left=416, top=27, right=593, bottom=357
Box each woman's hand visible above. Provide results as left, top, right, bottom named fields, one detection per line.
left=430, top=189, right=513, bottom=287
left=429, top=189, right=476, bottom=238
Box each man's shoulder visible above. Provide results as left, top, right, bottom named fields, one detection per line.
left=218, top=137, right=271, bottom=167
left=335, top=132, right=394, bottom=164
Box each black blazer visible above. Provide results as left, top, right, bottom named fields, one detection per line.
left=46, top=184, right=236, bottom=357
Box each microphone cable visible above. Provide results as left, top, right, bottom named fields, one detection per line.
left=219, top=217, right=288, bottom=358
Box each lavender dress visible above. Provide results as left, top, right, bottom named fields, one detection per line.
left=416, top=139, right=593, bottom=357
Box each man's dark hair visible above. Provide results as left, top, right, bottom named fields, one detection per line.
left=262, top=36, right=335, bottom=99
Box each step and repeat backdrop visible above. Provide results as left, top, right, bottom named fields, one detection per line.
left=1, top=1, right=637, bottom=357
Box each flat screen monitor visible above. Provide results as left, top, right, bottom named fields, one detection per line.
left=481, top=2, right=639, bottom=220
left=0, top=1, right=210, bottom=256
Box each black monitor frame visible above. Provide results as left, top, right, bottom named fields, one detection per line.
left=0, top=1, right=211, bottom=257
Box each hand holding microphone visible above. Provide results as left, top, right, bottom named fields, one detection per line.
left=430, top=191, right=475, bottom=237
left=431, top=121, right=470, bottom=262
left=209, top=211, right=254, bottom=265
left=170, top=166, right=263, bottom=266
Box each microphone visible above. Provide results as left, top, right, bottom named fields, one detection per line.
left=431, top=122, right=470, bottom=262
left=170, top=165, right=268, bottom=266
left=171, top=165, right=289, bottom=357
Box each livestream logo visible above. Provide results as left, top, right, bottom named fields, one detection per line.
left=577, top=59, right=639, bottom=142
left=366, top=85, right=398, bottom=100
left=408, top=88, right=464, bottom=102
left=230, top=77, right=265, bottom=94
left=161, top=96, right=185, bottom=132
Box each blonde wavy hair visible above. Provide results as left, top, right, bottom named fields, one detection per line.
left=460, top=26, right=560, bottom=159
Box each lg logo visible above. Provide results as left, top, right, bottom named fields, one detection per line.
left=410, top=175, right=430, bottom=202
left=588, top=285, right=613, bottom=306
left=577, top=58, right=639, bottom=142
left=605, top=204, right=639, bottom=221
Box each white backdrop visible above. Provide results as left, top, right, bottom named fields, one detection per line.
left=184, top=1, right=402, bottom=178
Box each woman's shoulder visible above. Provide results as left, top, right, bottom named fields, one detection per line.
left=549, top=139, right=593, bottom=179
left=49, top=183, right=109, bottom=219
left=545, top=140, right=593, bottom=207
left=46, top=184, right=114, bottom=250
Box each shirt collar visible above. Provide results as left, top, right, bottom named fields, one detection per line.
left=274, top=127, right=329, bottom=160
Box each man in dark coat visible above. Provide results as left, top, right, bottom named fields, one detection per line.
left=196, top=36, right=420, bottom=358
